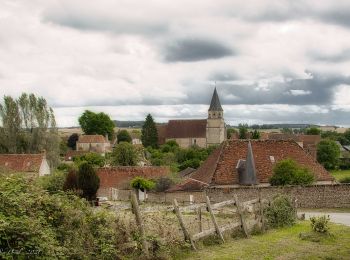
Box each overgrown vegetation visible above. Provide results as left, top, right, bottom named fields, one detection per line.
left=130, top=176, right=155, bottom=191
left=73, top=152, right=106, bottom=167
left=317, top=139, right=341, bottom=170
left=116, top=129, right=132, bottom=143
left=310, top=215, right=330, bottom=233
left=0, top=172, right=120, bottom=259
left=264, top=195, right=296, bottom=228
left=111, top=141, right=138, bottom=166
left=270, top=159, right=315, bottom=186
left=77, top=162, right=100, bottom=201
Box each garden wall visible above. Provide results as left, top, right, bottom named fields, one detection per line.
left=99, top=184, right=350, bottom=208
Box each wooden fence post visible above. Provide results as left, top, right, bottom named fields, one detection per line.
left=173, top=199, right=197, bottom=250
left=205, top=196, right=225, bottom=243
left=131, top=193, right=149, bottom=257
left=197, top=207, right=203, bottom=233
left=258, top=190, right=265, bottom=233
left=233, top=194, right=249, bottom=238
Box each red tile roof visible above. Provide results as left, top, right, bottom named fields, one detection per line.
left=77, top=135, right=108, bottom=143
left=97, top=166, right=170, bottom=190
left=169, top=140, right=333, bottom=191
left=0, top=154, right=44, bottom=172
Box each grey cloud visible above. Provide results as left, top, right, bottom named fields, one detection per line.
left=310, top=49, right=350, bottom=62
left=208, top=71, right=238, bottom=81
left=163, top=38, right=234, bottom=62
left=43, top=10, right=168, bottom=35
left=183, top=72, right=350, bottom=106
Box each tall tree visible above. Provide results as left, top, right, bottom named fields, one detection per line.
left=78, top=110, right=115, bottom=140
left=141, top=114, right=158, bottom=148
left=238, top=123, right=248, bottom=139
left=306, top=127, right=321, bottom=135
left=67, top=133, right=79, bottom=150
left=117, top=130, right=132, bottom=143
left=317, top=140, right=340, bottom=170
left=111, top=142, right=138, bottom=166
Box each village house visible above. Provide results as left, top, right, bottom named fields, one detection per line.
left=168, top=139, right=334, bottom=192
left=76, top=135, right=111, bottom=154
left=157, top=88, right=227, bottom=148
left=0, top=153, right=50, bottom=176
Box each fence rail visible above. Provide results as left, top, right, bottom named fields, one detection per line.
left=123, top=192, right=270, bottom=254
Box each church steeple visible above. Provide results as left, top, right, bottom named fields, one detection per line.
left=208, top=87, right=223, bottom=112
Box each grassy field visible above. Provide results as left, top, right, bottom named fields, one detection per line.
left=175, top=221, right=350, bottom=260
left=331, top=169, right=350, bottom=181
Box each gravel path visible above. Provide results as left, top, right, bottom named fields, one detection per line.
left=299, top=211, right=350, bottom=227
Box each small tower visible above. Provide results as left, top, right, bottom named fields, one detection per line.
left=206, top=87, right=226, bottom=147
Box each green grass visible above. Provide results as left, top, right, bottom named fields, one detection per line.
left=174, top=221, right=350, bottom=260
left=331, top=169, right=350, bottom=181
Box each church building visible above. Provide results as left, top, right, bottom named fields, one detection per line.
left=157, top=88, right=227, bottom=148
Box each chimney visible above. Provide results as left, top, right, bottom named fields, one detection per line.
left=238, top=141, right=258, bottom=185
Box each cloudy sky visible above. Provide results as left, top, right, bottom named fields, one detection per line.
left=1, top=0, right=350, bottom=127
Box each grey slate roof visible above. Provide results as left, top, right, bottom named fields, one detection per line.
left=208, top=87, right=223, bottom=111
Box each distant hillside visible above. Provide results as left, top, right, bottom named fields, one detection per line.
left=114, top=120, right=144, bottom=128
left=227, top=124, right=317, bottom=129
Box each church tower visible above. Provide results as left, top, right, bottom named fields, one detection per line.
left=206, top=88, right=226, bottom=147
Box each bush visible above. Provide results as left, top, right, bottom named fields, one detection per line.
left=310, top=215, right=330, bottom=233
left=130, top=177, right=155, bottom=192
left=73, top=152, right=105, bottom=167
left=317, top=140, right=340, bottom=170
left=38, top=171, right=67, bottom=193
left=270, top=159, right=314, bottom=186
left=63, top=169, right=79, bottom=191
left=77, top=162, right=100, bottom=201
left=0, top=172, right=120, bottom=259
left=111, top=142, right=138, bottom=166
left=155, top=177, right=174, bottom=192
left=117, top=129, right=132, bottom=143
left=265, top=195, right=296, bottom=228
left=339, top=177, right=350, bottom=183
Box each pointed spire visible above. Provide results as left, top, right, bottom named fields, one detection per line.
left=245, top=141, right=258, bottom=184
left=208, top=87, right=223, bottom=111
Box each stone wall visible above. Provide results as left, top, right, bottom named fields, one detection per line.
left=101, top=184, right=350, bottom=208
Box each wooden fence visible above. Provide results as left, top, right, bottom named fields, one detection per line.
left=126, top=192, right=268, bottom=256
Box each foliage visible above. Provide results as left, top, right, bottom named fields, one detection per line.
left=305, top=127, right=321, bottom=135
left=73, top=152, right=106, bottom=167
left=117, top=129, right=132, bottom=143
left=270, top=159, right=315, bottom=186
left=63, top=169, right=79, bottom=191
left=0, top=93, right=60, bottom=167
left=0, top=172, right=120, bottom=259
left=317, top=140, right=340, bottom=170
left=37, top=170, right=67, bottom=194
left=77, top=162, right=100, bottom=201
left=78, top=110, right=115, bottom=140
left=67, top=133, right=79, bottom=149
left=251, top=129, right=261, bottom=139
left=111, top=142, right=138, bottom=166
left=281, top=127, right=293, bottom=134
left=264, top=195, right=296, bottom=228
left=59, top=140, right=68, bottom=156
left=141, top=114, right=158, bottom=148
left=178, top=158, right=201, bottom=171
left=130, top=177, right=155, bottom=191
left=227, top=128, right=237, bottom=139
left=310, top=215, right=330, bottom=233
left=155, top=176, right=175, bottom=192
left=339, top=176, right=350, bottom=183
left=238, top=123, right=248, bottom=139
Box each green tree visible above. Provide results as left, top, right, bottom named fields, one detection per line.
left=117, top=129, right=132, bottom=143
left=238, top=123, right=248, bottom=139
left=67, top=133, right=79, bottom=149
left=78, top=110, right=115, bottom=140
left=317, top=140, right=340, bottom=170
left=73, top=152, right=106, bottom=167
left=77, top=162, right=100, bottom=201
left=130, top=177, right=155, bottom=191
left=251, top=129, right=261, bottom=139
left=281, top=127, right=293, bottom=134
left=227, top=128, right=237, bottom=139
left=141, top=114, right=158, bottom=148
left=270, top=159, right=315, bottom=186
left=111, top=142, right=138, bottom=166
left=63, top=169, right=79, bottom=191
left=306, top=127, right=321, bottom=135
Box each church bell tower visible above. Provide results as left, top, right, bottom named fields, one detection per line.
left=206, top=87, right=226, bottom=147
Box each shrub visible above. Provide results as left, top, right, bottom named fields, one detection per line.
left=265, top=195, right=296, bottom=228
left=38, top=170, right=67, bottom=193
left=317, top=140, right=340, bottom=170
left=270, top=159, right=314, bottom=186
left=130, top=177, right=155, bottom=192
left=73, top=152, right=105, bottom=167
left=117, top=129, right=132, bottom=143
left=111, top=142, right=138, bottom=166
left=339, top=177, right=350, bottom=183
left=310, top=215, right=330, bottom=233
left=77, top=162, right=100, bottom=201
left=63, top=169, right=79, bottom=191
left=155, top=177, right=174, bottom=192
